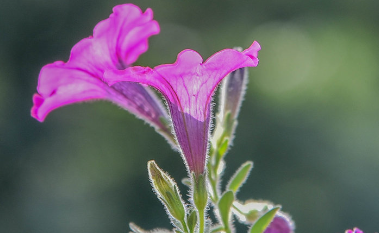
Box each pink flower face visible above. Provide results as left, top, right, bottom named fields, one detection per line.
left=104, top=41, right=261, bottom=175
left=31, top=4, right=172, bottom=139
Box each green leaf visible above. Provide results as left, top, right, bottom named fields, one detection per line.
left=218, top=138, right=229, bottom=157
left=187, top=209, right=197, bottom=233
left=217, top=191, right=235, bottom=232
left=226, top=161, right=253, bottom=193
left=249, top=206, right=280, bottom=233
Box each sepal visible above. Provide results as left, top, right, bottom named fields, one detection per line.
left=192, top=173, right=209, bottom=212
left=192, top=173, right=209, bottom=233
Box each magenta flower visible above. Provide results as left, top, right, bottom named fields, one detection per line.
left=31, top=4, right=173, bottom=140
left=104, top=41, right=261, bottom=175
left=345, top=228, right=363, bottom=233
left=264, top=213, right=294, bottom=233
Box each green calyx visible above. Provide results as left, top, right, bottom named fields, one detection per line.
left=192, top=173, right=208, bottom=233
left=192, top=173, right=208, bottom=212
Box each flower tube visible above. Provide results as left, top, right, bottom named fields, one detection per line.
left=104, top=41, right=261, bottom=175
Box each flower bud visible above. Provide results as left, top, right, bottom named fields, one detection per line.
left=211, top=56, right=249, bottom=159
left=220, top=59, right=248, bottom=125
left=148, top=160, right=186, bottom=222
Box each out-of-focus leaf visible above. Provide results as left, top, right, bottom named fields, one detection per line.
left=218, top=138, right=229, bottom=157
left=226, top=161, right=253, bottom=193
left=249, top=206, right=280, bottom=233
left=218, top=191, right=235, bottom=231
left=187, top=209, right=197, bottom=233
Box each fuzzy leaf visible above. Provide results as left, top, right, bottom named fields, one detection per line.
left=187, top=209, right=197, bottom=233
left=218, top=191, right=235, bottom=231
left=226, top=161, right=253, bottom=193
left=218, top=138, right=229, bottom=158
left=249, top=206, right=281, bottom=233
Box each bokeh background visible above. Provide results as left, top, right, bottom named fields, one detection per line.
left=1, top=0, right=378, bottom=232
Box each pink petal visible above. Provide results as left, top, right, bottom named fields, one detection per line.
left=104, top=41, right=260, bottom=175
left=264, top=214, right=294, bottom=233
left=32, top=62, right=109, bottom=121
left=105, top=42, right=261, bottom=122
left=31, top=4, right=170, bottom=137
left=32, top=62, right=169, bottom=133
left=68, top=4, right=159, bottom=76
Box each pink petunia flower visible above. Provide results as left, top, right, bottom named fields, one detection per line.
left=31, top=4, right=173, bottom=142
left=345, top=228, right=363, bottom=233
left=264, top=213, right=294, bottom=233
left=104, top=41, right=261, bottom=175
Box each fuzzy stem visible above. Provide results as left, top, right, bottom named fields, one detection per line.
left=198, top=209, right=205, bottom=233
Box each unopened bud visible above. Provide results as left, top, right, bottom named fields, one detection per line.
left=148, top=160, right=186, bottom=222
left=211, top=56, right=249, bottom=156
left=220, top=63, right=248, bottom=125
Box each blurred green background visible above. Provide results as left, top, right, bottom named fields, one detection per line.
left=1, top=0, right=378, bottom=232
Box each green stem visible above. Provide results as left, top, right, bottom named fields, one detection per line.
left=198, top=209, right=205, bottom=233
left=232, top=204, right=245, bottom=215
left=207, top=163, right=219, bottom=203
left=181, top=219, right=189, bottom=233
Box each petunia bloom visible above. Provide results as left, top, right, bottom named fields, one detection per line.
left=104, top=41, right=261, bottom=175
left=264, top=213, right=294, bottom=233
left=31, top=4, right=174, bottom=142
left=345, top=228, right=363, bottom=233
